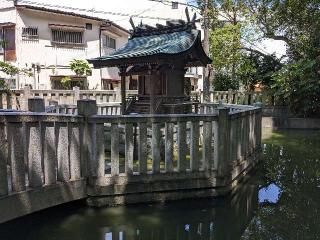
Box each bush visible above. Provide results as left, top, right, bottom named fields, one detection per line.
left=271, top=59, right=320, bottom=117
left=213, top=72, right=239, bottom=91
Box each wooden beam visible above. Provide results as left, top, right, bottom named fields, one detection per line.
left=119, top=66, right=127, bottom=115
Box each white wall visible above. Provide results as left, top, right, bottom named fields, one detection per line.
left=0, top=0, right=14, bottom=9
left=1, top=0, right=205, bottom=90
left=0, top=5, right=129, bottom=89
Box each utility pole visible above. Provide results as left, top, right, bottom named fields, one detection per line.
left=203, top=0, right=211, bottom=102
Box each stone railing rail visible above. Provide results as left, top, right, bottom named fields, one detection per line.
left=44, top=101, right=260, bottom=116
left=1, top=88, right=284, bottom=111
left=0, top=99, right=262, bottom=223
left=0, top=87, right=138, bottom=110
left=191, top=90, right=284, bottom=107
left=45, top=102, right=122, bottom=115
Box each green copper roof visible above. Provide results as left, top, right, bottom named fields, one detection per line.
left=89, top=29, right=211, bottom=67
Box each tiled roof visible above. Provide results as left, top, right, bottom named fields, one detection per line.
left=89, top=28, right=211, bottom=67
left=93, top=29, right=199, bottom=61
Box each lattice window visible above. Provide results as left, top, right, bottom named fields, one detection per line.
left=104, top=35, right=116, bottom=49
left=51, top=29, right=83, bottom=45
left=22, top=27, right=39, bottom=40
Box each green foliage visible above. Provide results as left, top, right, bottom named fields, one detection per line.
left=245, top=0, right=320, bottom=58
left=209, top=22, right=247, bottom=91
left=208, top=0, right=281, bottom=91
left=70, top=59, right=92, bottom=76
left=213, top=72, right=239, bottom=91
left=0, top=61, right=20, bottom=76
left=206, top=0, right=320, bottom=116
left=0, top=61, right=33, bottom=91
left=0, top=39, right=7, bottom=49
left=0, top=61, right=33, bottom=77
left=271, top=59, right=320, bottom=117
left=242, top=130, right=320, bottom=239
left=210, top=23, right=242, bottom=72
left=238, top=53, right=282, bottom=90
left=61, top=76, right=72, bottom=90
left=0, top=79, right=9, bottom=91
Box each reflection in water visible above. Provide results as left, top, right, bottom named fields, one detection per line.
left=242, top=130, right=320, bottom=240
left=259, top=183, right=280, bottom=204
left=98, top=180, right=258, bottom=240
left=0, top=130, right=319, bottom=240
left=99, top=182, right=258, bottom=240
left=0, top=177, right=259, bottom=240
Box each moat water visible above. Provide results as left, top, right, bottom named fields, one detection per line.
left=0, top=129, right=319, bottom=240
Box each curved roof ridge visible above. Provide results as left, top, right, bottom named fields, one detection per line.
left=89, top=29, right=211, bottom=67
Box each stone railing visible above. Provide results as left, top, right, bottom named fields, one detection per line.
left=45, top=102, right=121, bottom=115
left=0, top=87, right=138, bottom=110
left=85, top=104, right=261, bottom=206
left=0, top=99, right=262, bottom=223
left=1, top=88, right=283, bottom=111
left=191, top=90, right=284, bottom=107
left=0, top=112, right=86, bottom=223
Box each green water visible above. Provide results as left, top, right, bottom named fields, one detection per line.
left=0, top=130, right=319, bottom=240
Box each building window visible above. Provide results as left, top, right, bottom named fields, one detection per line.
left=86, top=23, right=92, bottom=30
left=0, top=30, right=3, bottom=54
left=105, top=35, right=116, bottom=49
left=50, top=75, right=87, bottom=90
left=22, top=27, right=39, bottom=40
left=1, top=28, right=16, bottom=61
left=172, top=1, right=178, bottom=9
left=51, top=29, right=83, bottom=45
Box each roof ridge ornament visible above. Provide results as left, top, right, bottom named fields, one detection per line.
left=185, top=7, right=190, bottom=22
left=130, top=7, right=198, bottom=38
left=129, top=17, right=136, bottom=32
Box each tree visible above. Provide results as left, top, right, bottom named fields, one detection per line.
left=238, top=52, right=281, bottom=90
left=204, top=0, right=319, bottom=116
left=208, top=0, right=271, bottom=90
left=0, top=61, right=33, bottom=91
left=243, top=0, right=320, bottom=117
left=70, top=59, right=92, bottom=76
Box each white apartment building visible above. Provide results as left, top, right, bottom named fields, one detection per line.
left=0, top=0, right=204, bottom=90
left=0, top=0, right=130, bottom=89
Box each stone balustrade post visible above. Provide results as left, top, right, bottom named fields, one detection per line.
left=73, top=86, right=80, bottom=104
left=254, top=102, right=263, bottom=149
left=0, top=122, right=8, bottom=196
left=77, top=99, right=97, bottom=177
left=0, top=92, right=3, bottom=109
left=27, top=98, right=45, bottom=112
left=114, top=87, right=121, bottom=102
left=22, top=86, right=31, bottom=111
left=215, top=107, right=231, bottom=178
left=254, top=102, right=262, bottom=108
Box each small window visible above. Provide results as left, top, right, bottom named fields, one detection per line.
left=86, top=23, right=92, bottom=30
left=22, top=27, right=39, bottom=40
left=3, top=28, right=16, bottom=61
left=172, top=1, right=178, bottom=9
left=105, top=35, right=116, bottom=49
left=52, top=29, right=83, bottom=45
